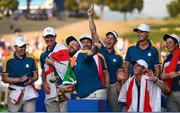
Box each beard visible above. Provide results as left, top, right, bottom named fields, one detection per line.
left=68, top=47, right=78, bottom=57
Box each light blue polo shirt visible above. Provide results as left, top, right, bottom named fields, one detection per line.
left=125, top=40, right=160, bottom=76
left=73, top=51, right=107, bottom=98
left=2, top=52, right=38, bottom=87
left=99, top=46, right=123, bottom=84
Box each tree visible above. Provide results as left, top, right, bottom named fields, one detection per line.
left=0, top=0, right=19, bottom=16
left=104, top=0, right=143, bottom=21
left=167, top=0, right=180, bottom=18
left=65, top=0, right=78, bottom=11
left=26, top=0, right=32, bottom=14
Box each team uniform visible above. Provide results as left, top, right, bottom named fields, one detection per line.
left=125, top=40, right=160, bottom=76
left=40, top=43, right=70, bottom=112
left=163, top=48, right=180, bottom=111
left=99, top=46, right=123, bottom=111
left=2, top=52, right=38, bottom=112
left=72, top=50, right=107, bottom=99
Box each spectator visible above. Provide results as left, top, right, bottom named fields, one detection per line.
left=2, top=36, right=38, bottom=112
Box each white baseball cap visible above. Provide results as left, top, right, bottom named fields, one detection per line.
left=133, top=59, right=148, bottom=69
left=163, top=33, right=180, bottom=43
left=43, top=27, right=56, bottom=37
left=133, top=24, right=150, bottom=32
left=106, top=31, right=118, bottom=39
left=14, top=36, right=27, bottom=47
left=80, top=34, right=92, bottom=42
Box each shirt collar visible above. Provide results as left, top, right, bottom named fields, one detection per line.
left=14, top=52, right=26, bottom=59
left=46, top=42, right=57, bottom=52
left=136, top=39, right=152, bottom=51
left=105, top=48, right=115, bottom=54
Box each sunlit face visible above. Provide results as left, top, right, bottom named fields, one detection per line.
left=81, top=39, right=92, bottom=50
left=43, top=35, right=56, bottom=47
left=133, top=63, right=145, bottom=76
left=68, top=40, right=80, bottom=57
left=14, top=44, right=26, bottom=56
left=105, top=34, right=117, bottom=49
left=165, top=38, right=178, bottom=52
left=136, top=30, right=149, bottom=42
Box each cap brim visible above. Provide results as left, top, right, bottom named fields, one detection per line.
left=43, top=34, right=56, bottom=37
left=80, top=37, right=92, bottom=42
left=132, top=61, right=137, bottom=65
left=106, top=32, right=117, bottom=39
left=133, top=28, right=138, bottom=32
left=163, top=34, right=178, bottom=42
left=15, top=43, right=28, bottom=47
left=66, top=36, right=78, bottom=45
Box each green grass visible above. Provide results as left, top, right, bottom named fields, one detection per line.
left=0, top=107, right=7, bottom=112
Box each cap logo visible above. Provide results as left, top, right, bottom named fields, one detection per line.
left=47, top=29, right=51, bottom=32
left=20, top=38, right=24, bottom=41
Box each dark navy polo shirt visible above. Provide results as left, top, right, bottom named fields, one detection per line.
left=2, top=52, right=38, bottom=87
left=99, top=46, right=123, bottom=84
left=73, top=51, right=107, bottom=98
left=125, top=40, right=160, bottom=76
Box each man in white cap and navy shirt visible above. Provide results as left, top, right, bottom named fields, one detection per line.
left=80, top=34, right=93, bottom=50
left=40, top=26, right=70, bottom=112
left=124, top=23, right=161, bottom=79
left=161, top=33, right=180, bottom=111
left=87, top=6, right=123, bottom=111
left=118, top=59, right=169, bottom=112
left=2, top=36, right=38, bottom=112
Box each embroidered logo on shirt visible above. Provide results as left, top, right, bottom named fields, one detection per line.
left=147, top=52, right=151, bottom=57
left=113, top=59, right=117, bottom=62
left=26, top=64, right=30, bottom=68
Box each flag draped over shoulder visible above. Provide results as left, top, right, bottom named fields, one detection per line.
left=163, top=48, right=180, bottom=89
left=44, top=44, right=70, bottom=79
left=118, top=75, right=161, bottom=112
left=44, top=44, right=70, bottom=100
left=70, top=50, right=106, bottom=87
left=62, top=61, right=77, bottom=85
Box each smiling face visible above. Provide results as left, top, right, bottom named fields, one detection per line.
left=43, top=35, right=56, bottom=48
left=68, top=40, right=80, bottom=57
left=165, top=38, right=178, bottom=52
left=133, top=63, right=145, bottom=76
left=136, top=30, right=149, bottom=42
left=81, top=39, right=92, bottom=50
left=14, top=44, right=26, bottom=57
left=104, top=34, right=117, bottom=49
